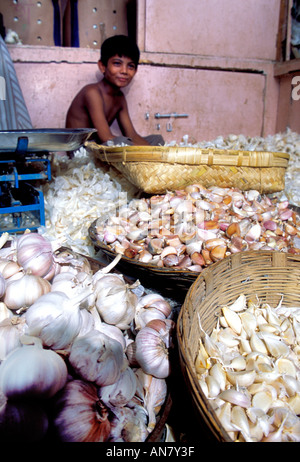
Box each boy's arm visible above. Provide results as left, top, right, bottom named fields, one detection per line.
left=117, top=99, right=150, bottom=146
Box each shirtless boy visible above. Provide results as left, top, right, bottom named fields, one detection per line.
left=66, top=35, right=164, bottom=146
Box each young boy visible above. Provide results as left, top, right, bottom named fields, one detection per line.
left=65, top=35, right=164, bottom=146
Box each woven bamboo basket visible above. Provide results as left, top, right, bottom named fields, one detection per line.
left=86, top=142, right=290, bottom=194
left=177, top=250, right=300, bottom=442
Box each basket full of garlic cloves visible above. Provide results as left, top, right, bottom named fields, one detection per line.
left=0, top=232, right=174, bottom=443
left=177, top=250, right=300, bottom=442
left=89, top=183, right=300, bottom=299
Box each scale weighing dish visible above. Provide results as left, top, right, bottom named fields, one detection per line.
left=0, top=128, right=96, bottom=233
left=0, top=128, right=97, bottom=153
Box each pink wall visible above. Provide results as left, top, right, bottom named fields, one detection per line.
left=7, top=0, right=299, bottom=143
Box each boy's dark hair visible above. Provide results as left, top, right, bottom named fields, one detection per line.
left=100, top=35, right=140, bottom=67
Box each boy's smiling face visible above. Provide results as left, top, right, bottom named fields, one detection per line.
left=98, top=54, right=137, bottom=89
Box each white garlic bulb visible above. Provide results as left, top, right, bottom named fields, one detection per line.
left=16, top=232, right=54, bottom=279
left=25, top=290, right=90, bottom=349
left=135, top=320, right=173, bottom=379
left=3, top=274, right=51, bottom=310
left=93, top=273, right=138, bottom=329
left=134, top=293, right=172, bottom=331
left=0, top=342, right=68, bottom=399
left=69, top=329, right=126, bottom=387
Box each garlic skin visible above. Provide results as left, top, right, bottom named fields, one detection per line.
left=54, top=379, right=111, bottom=442
left=135, top=368, right=168, bottom=432
left=4, top=274, right=51, bottom=311
left=0, top=343, right=68, bottom=400
left=98, top=366, right=137, bottom=408
left=25, top=290, right=86, bottom=349
left=0, top=273, right=6, bottom=298
left=93, top=273, right=138, bottom=330
left=94, top=321, right=127, bottom=350
left=0, top=302, right=12, bottom=322
left=69, top=329, right=126, bottom=387
left=0, top=316, right=26, bottom=360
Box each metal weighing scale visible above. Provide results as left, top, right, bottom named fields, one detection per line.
left=0, top=129, right=96, bottom=233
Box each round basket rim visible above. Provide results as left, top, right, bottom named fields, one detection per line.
left=86, top=141, right=290, bottom=167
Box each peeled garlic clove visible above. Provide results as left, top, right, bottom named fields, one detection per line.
left=287, top=394, right=300, bottom=414
left=231, top=405, right=252, bottom=441
left=218, top=389, right=251, bottom=408
left=259, top=332, right=290, bottom=358
left=281, top=375, right=300, bottom=396
left=217, top=327, right=240, bottom=348
left=229, top=355, right=247, bottom=371
left=226, top=369, right=256, bottom=388
left=251, top=391, right=273, bottom=413
left=228, top=294, right=247, bottom=312
left=221, top=306, right=242, bottom=335
left=209, top=362, right=227, bottom=391
left=215, top=402, right=237, bottom=433
left=195, top=339, right=211, bottom=373
left=240, top=311, right=257, bottom=337
left=275, top=358, right=297, bottom=378
left=249, top=332, right=268, bottom=355
left=205, top=375, right=220, bottom=398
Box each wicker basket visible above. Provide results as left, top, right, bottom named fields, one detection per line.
left=86, top=142, right=290, bottom=194
left=177, top=250, right=300, bottom=442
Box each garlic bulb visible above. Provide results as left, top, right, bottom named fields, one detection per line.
left=54, top=379, right=111, bottom=442
left=0, top=259, right=22, bottom=280
left=94, top=321, right=126, bottom=350
left=93, top=273, right=138, bottom=329
left=98, top=366, right=137, bottom=407
left=51, top=271, right=95, bottom=310
left=16, top=232, right=54, bottom=279
left=0, top=316, right=26, bottom=360
left=0, top=391, right=49, bottom=442
left=109, top=403, right=149, bottom=442
left=0, top=341, right=68, bottom=399
left=25, top=290, right=90, bottom=349
left=134, top=293, right=172, bottom=330
left=54, top=248, right=92, bottom=275
left=135, top=320, right=173, bottom=378
left=69, top=329, right=126, bottom=386
left=4, top=274, right=51, bottom=310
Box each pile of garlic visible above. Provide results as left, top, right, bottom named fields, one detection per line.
left=0, top=231, right=174, bottom=442
left=195, top=294, right=300, bottom=442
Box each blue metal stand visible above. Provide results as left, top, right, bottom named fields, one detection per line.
left=0, top=137, right=51, bottom=233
